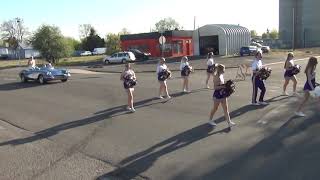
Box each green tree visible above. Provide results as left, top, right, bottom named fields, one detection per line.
left=269, top=29, right=279, bottom=39
left=81, top=28, right=105, bottom=51
left=31, top=25, right=71, bottom=63
left=105, top=33, right=121, bottom=55
left=262, top=33, right=268, bottom=39
left=250, top=30, right=258, bottom=37
left=153, top=17, right=183, bottom=32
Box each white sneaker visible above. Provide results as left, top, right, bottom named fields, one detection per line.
left=282, top=91, right=289, bottom=96
left=295, top=111, right=306, bottom=117
left=259, top=101, right=269, bottom=105
left=126, top=106, right=132, bottom=111
left=251, top=103, right=260, bottom=106
left=208, top=120, right=217, bottom=126
left=206, top=85, right=210, bottom=89
left=292, top=92, right=299, bottom=96
left=158, top=96, right=164, bottom=99
left=130, top=108, right=136, bottom=113
left=183, top=89, right=187, bottom=92
left=166, top=96, right=172, bottom=99
left=228, top=121, right=236, bottom=127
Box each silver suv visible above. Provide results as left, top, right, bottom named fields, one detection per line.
left=103, top=51, right=136, bottom=64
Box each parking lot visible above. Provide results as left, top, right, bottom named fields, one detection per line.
left=0, top=52, right=319, bottom=180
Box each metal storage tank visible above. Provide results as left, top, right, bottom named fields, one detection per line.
left=279, top=0, right=320, bottom=48
left=193, top=24, right=250, bottom=56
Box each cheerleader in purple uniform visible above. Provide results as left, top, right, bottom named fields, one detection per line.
left=282, top=52, right=298, bottom=95
left=120, top=63, right=136, bottom=112
left=208, top=64, right=235, bottom=127
left=295, top=57, right=318, bottom=117
left=205, top=52, right=215, bottom=89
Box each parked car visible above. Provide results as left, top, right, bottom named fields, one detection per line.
left=19, top=65, right=71, bottom=84
left=261, top=46, right=271, bottom=53
left=92, top=48, right=107, bottom=55
left=240, top=46, right=258, bottom=56
left=128, top=49, right=151, bottom=60
left=80, top=51, right=92, bottom=56
left=103, top=52, right=136, bottom=64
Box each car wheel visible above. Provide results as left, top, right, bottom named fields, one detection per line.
left=61, top=79, right=68, bottom=82
left=20, top=74, right=27, bottom=83
left=104, top=60, right=109, bottom=64
left=240, top=53, right=243, bottom=57
left=121, top=59, right=126, bottom=64
left=38, top=75, right=46, bottom=84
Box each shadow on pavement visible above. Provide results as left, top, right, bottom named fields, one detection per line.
left=0, top=81, right=62, bottom=91
left=0, top=91, right=191, bottom=147
left=96, top=124, right=230, bottom=180
left=173, top=107, right=320, bottom=180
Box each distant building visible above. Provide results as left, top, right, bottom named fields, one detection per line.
left=0, top=43, right=41, bottom=60
left=120, top=24, right=250, bottom=57
left=193, top=24, right=250, bottom=56
left=120, top=30, right=193, bottom=57
left=279, top=0, right=320, bottom=48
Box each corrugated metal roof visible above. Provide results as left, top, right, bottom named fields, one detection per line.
left=204, top=24, right=250, bottom=34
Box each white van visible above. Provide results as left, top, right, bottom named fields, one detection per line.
left=92, top=48, right=107, bottom=55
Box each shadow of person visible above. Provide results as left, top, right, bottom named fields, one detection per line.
left=0, top=81, right=41, bottom=91
left=97, top=124, right=230, bottom=180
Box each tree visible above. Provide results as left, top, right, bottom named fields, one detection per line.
left=105, top=33, right=121, bottom=55
left=153, top=17, right=183, bottom=32
left=64, top=37, right=81, bottom=56
left=262, top=33, right=268, bottom=39
left=0, top=17, right=28, bottom=49
left=250, top=30, right=258, bottom=37
left=119, top=28, right=130, bottom=35
left=31, top=25, right=72, bottom=63
left=79, top=24, right=93, bottom=39
left=81, top=28, right=105, bottom=51
left=269, top=29, right=279, bottom=39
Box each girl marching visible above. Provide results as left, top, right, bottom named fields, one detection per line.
left=120, top=63, right=137, bottom=112
left=206, top=52, right=216, bottom=89
left=156, top=57, right=171, bottom=99
left=295, top=57, right=318, bottom=117
left=180, top=56, right=193, bottom=93
left=283, top=52, right=298, bottom=96
left=251, top=51, right=268, bottom=105
left=208, top=64, right=236, bottom=128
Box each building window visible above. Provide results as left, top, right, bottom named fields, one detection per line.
left=172, top=40, right=183, bottom=54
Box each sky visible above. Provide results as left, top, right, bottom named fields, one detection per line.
left=0, top=0, right=279, bottom=39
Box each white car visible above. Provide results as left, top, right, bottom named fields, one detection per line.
left=103, top=52, right=136, bottom=64
left=80, top=51, right=92, bottom=56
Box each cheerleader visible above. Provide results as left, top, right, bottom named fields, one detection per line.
left=205, top=52, right=215, bottom=89
left=295, top=57, right=318, bottom=117
left=120, top=63, right=136, bottom=112
left=251, top=51, right=268, bottom=105
left=208, top=64, right=236, bottom=127
left=180, top=56, right=192, bottom=93
left=156, top=57, right=171, bottom=99
left=283, top=52, right=298, bottom=95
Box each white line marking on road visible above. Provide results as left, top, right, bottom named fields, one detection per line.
left=264, top=56, right=320, bottom=67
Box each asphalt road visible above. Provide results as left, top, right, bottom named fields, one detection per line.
left=0, top=55, right=319, bottom=180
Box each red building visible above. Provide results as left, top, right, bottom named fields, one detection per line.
left=120, top=30, right=193, bottom=58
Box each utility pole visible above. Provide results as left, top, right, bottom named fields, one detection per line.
left=292, top=7, right=295, bottom=50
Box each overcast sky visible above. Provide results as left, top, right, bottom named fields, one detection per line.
left=0, top=0, right=279, bottom=39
